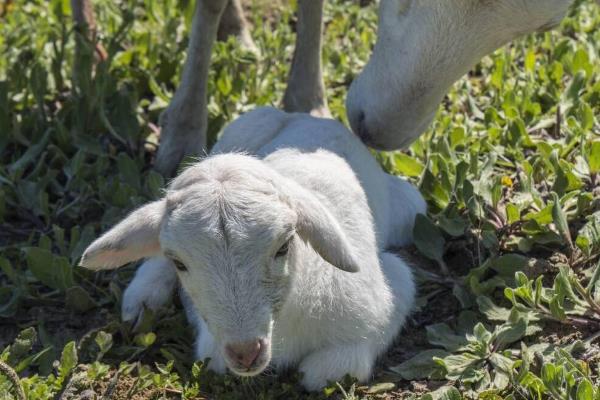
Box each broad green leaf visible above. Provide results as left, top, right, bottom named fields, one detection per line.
left=5, top=328, right=37, bottom=366
left=576, top=379, right=594, bottom=400
left=94, top=331, right=113, bottom=361
left=394, top=153, right=424, bottom=177
left=413, top=214, right=446, bottom=265
left=551, top=193, right=572, bottom=248
left=541, top=363, right=556, bottom=386
left=134, top=332, right=157, bottom=348
left=477, top=296, right=511, bottom=321
left=586, top=261, right=600, bottom=294
left=549, top=296, right=567, bottom=321
left=421, top=169, right=450, bottom=209
left=65, top=286, right=97, bottom=312
left=426, top=323, right=469, bottom=352
left=588, top=142, right=600, bottom=173
left=494, top=318, right=527, bottom=347
left=9, top=129, right=51, bottom=174
left=390, top=349, right=448, bottom=380
left=506, top=203, right=520, bottom=224
left=525, top=49, right=536, bottom=72
left=489, top=353, right=514, bottom=372
left=58, top=341, right=78, bottom=380
left=490, top=254, right=532, bottom=278
left=421, top=386, right=462, bottom=400
left=576, top=211, right=600, bottom=256
left=572, top=48, right=592, bottom=77
left=146, top=170, right=165, bottom=199
left=0, top=256, right=18, bottom=284
left=437, top=215, right=468, bottom=237
left=117, top=153, right=141, bottom=190
left=437, top=352, right=483, bottom=381
left=524, top=205, right=553, bottom=225
left=25, top=248, right=74, bottom=291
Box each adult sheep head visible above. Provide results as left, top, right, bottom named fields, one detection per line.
left=80, top=154, right=360, bottom=376
left=346, top=0, right=572, bottom=150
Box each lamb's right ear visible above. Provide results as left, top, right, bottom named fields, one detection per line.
left=79, top=200, right=166, bottom=270
left=284, top=181, right=361, bottom=273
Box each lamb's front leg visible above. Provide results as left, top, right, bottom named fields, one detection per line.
left=121, top=257, right=178, bottom=325
left=195, top=320, right=227, bottom=373
left=298, top=342, right=377, bottom=391
left=154, top=0, right=229, bottom=177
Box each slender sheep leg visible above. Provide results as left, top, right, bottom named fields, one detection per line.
left=71, top=0, right=107, bottom=62
left=282, top=0, right=330, bottom=117
left=217, top=0, right=258, bottom=54
left=154, top=0, right=229, bottom=177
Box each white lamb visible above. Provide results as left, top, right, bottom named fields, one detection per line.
left=80, top=107, right=426, bottom=390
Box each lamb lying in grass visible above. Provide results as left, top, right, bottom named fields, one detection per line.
left=80, top=107, right=426, bottom=390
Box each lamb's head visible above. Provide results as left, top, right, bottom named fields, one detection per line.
left=80, top=154, right=361, bottom=376
left=346, top=0, right=571, bottom=150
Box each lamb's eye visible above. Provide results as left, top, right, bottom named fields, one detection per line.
left=171, top=259, right=188, bottom=272
left=275, top=240, right=290, bottom=258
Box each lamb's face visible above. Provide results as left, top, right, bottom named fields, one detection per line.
left=80, top=153, right=362, bottom=377
left=159, top=182, right=297, bottom=376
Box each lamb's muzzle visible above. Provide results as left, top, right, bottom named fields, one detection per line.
left=224, top=338, right=269, bottom=374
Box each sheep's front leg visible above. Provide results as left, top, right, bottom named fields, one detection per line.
left=122, top=257, right=178, bottom=325
left=298, top=342, right=376, bottom=391
left=155, top=0, right=229, bottom=177
left=218, top=0, right=258, bottom=54
left=70, top=0, right=107, bottom=62
left=282, top=0, right=329, bottom=117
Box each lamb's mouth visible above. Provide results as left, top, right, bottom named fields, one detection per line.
left=227, top=356, right=270, bottom=377
left=223, top=338, right=272, bottom=377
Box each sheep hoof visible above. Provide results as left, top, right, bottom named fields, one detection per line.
left=155, top=104, right=207, bottom=177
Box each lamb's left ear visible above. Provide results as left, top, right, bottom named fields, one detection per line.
left=79, top=200, right=166, bottom=270
left=285, top=181, right=360, bottom=273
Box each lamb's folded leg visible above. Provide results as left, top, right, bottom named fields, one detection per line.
left=298, top=342, right=376, bottom=390
left=298, top=252, right=415, bottom=391
left=154, top=0, right=229, bottom=177
left=382, top=174, right=427, bottom=248
left=192, top=313, right=227, bottom=373
left=282, top=0, right=329, bottom=117
left=121, top=257, right=178, bottom=325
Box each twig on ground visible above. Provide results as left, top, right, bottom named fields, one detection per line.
left=101, top=369, right=120, bottom=400
left=0, top=360, right=26, bottom=400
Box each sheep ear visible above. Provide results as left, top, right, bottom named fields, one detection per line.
left=79, top=200, right=166, bottom=270
left=290, top=184, right=360, bottom=273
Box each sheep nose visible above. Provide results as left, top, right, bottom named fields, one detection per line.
left=225, top=339, right=262, bottom=369
left=355, top=110, right=372, bottom=143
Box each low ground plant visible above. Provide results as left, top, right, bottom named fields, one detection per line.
left=0, top=0, right=598, bottom=398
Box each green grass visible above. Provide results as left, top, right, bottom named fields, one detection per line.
left=0, top=0, right=599, bottom=398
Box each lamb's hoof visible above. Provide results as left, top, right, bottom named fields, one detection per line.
left=122, top=280, right=173, bottom=328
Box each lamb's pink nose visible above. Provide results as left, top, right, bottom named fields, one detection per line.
left=225, top=339, right=262, bottom=369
